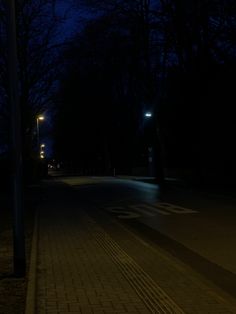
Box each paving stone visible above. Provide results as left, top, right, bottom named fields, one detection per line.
left=35, top=191, right=151, bottom=313
left=33, top=182, right=235, bottom=314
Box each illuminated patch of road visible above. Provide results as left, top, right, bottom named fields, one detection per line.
left=104, top=202, right=198, bottom=219
left=60, top=177, right=99, bottom=186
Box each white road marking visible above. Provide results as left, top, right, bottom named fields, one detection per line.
left=129, top=204, right=171, bottom=216
left=104, top=202, right=198, bottom=219
left=156, top=202, right=198, bottom=214
left=106, top=206, right=140, bottom=219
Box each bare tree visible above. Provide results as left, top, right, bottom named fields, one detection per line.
left=0, top=0, right=70, bottom=157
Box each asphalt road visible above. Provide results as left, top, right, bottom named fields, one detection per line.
left=51, top=176, right=236, bottom=305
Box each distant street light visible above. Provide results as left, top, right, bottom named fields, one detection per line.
left=144, top=112, right=152, bottom=118
left=36, top=115, right=45, bottom=156
left=40, top=143, right=46, bottom=159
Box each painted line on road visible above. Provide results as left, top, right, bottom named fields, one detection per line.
left=104, top=202, right=199, bottom=219
left=155, top=202, right=198, bottom=214
left=129, top=204, right=171, bottom=216
left=105, top=206, right=140, bottom=219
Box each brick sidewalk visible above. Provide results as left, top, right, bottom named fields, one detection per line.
left=33, top=186, right=185, bottom=314
left=37, top=213, right=150, bottom=313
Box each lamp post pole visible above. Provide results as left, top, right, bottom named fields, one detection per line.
left=144, top=112, right=155, bottom=177
left=144, top=111, right=165, bottom=186
left=6, top=0, right=26, bottom=277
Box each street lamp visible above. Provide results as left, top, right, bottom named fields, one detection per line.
left=38, top=116, right=45, bottom=121
left=144, top=112, right=153, bottom=118
left=40, top=143, right=45, bottom=159
left=36, top=115, right=45, bottom=156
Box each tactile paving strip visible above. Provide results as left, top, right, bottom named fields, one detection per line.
left=86, top=216, right=185, bottom=314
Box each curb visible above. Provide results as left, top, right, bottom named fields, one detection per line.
left=25, top=210, right=39, bottom=314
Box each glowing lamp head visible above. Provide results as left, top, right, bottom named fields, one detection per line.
left=38, top=115, right=45, bottom=121
left=144, top=112, right=152, bottom=118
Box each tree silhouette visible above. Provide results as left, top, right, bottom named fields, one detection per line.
left=0, top=0, right=69, bottom=160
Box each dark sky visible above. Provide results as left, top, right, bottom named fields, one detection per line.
left=56, top=1, right=78, bottom=39
left=55, top=1, right=100, bottom=40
